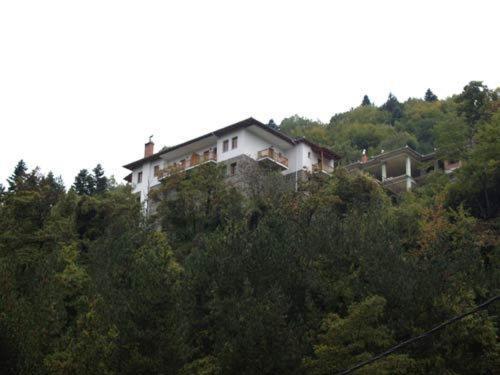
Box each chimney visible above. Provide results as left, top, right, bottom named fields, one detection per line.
left=360, top=149, right=368, bottom=163
left=144, top=135, right=154, bottom=157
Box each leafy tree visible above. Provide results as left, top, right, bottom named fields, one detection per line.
left=280, top=115, right=324, bottom=138
left=446, top=116, right=500, bottom=219
left=455, top=81, right=498, bottom=145
left=361, top=95, right=372, bottom=106
left=304, top=296, right=416, bottom=374
left=424, top=88, right=438, bottom=102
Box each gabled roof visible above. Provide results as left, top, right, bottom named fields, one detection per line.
left=294, top=137, right=341, bottom=160
left=123, top=117, right=339, bottom=170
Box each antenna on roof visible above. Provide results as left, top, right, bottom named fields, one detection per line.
left=149, top=135, right=154, bottom=143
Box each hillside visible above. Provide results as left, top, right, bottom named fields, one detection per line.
left=0, top=81, right=499, bottom=374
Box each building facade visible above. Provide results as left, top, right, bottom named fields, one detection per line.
left=345, top=146, right=460, bottom=194
left=123, top=118, right=340, bottom=209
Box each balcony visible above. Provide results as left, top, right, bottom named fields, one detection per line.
left=160, top=151, right=217, bottom=178
left=312, top=163, right=334, bottom=175
left=257, top=148, right=289, bottom=170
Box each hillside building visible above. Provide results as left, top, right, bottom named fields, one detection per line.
left=123, top=118, right=340, bottom=210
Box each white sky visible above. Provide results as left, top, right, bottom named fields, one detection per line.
left=1, top=0, right=499, bottom=187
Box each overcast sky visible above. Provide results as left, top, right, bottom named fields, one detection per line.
left=1, top=0, right=499, bottom=187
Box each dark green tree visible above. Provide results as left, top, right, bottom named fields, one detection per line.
left=92, top=164, right=108, bottom=194
left=267, top=119, right=279, bottom=130
left=73, top=169, right=95, bottom=196
left=455, top=81, right=498, bottom=145
left=381, top=93, right=403, bottom=125
left=424, top=88, right=438, bottom=102
left=7, top=160, right=28, bottom=191
left=361, top=94, right=372, bottom=106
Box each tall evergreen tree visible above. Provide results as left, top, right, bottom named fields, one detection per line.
left=424, top=88, right=438, bottom=102
left=73, top=169, right=95, bottom=196
left=267, top=119, right=279, bottom=130
left=381, top=93, right=403, bottom=125
left=92, top=164, right=108, bottom=194
left=361, top=94, right=372, bottom=106
left=7, top=160, right=28, bottom=191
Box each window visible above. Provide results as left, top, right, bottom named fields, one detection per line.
left=231, top=136, right=238, bottom=149
left=223, top=139, right=229, bottom=152
left=203, top=150, right=209, bottom=161
left=154, top=165, right=160, bottom=177
left=308, top=152, right=311, bottom=159
left=137, top=171, right=143, bottom=183
left=229, top=162, right=237, bottom=176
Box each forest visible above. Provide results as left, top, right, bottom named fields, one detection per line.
left=0, top=81, right=499, bottom=374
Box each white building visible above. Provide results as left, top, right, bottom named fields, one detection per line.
left=123, top=118, right=340, bottom=208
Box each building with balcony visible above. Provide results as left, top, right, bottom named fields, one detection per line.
left=123, top=118, right=340, bottom=209
left=345, top=146, right=460, bottom=194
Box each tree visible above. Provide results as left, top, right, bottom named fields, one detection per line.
left=361, top=95, right=371, bottom=106
left=267, top=119, right=279, bottom=130
left=424, top=88, right=438, bottom=102
left=381, top=93, right=403, bottom=125
left=93, top=164, right=108, bottom=194
left=73, top=169, right=95, bottom=196
left=446, top=116, right=500, bottom=219
left=7, top=160, right=28, bottom=191
left=304, top=296, right=416, bottom=374
left=455, top=81, right=498, bottom=145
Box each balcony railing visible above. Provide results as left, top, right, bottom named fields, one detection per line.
left=312, top=163, right=334, bottom=174
left=159, top=151, right=217, bottom=178
left=257, top=148, right=288, bottom=168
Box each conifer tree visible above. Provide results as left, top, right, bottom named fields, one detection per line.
left=92, top=164, right=108, bottom=194
left=381, top=93, right=403, bottom=125
left=7, top=160, right=28, bottom=191
left=73, top=169, right=95, bottom=196
left=361, top=94, right=371, bottom=106
left=267, top=119, right=279, bottom=130
left=424, top=88, right=438, bottom=102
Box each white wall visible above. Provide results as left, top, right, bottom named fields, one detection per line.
left=131, top=160, right=163, bottom=205
left=217, top=129, right=286, bottom=162
left=217, top=129, right=246, bottom=161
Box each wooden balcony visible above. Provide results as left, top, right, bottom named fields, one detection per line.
left=312, top=163, right=334, bottom=174
left=257, top=148, right=288, bottom=170
left=159, top=151, right=217, bottom=178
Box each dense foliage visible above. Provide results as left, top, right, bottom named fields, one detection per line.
left=0, top=82, right=499, bottom=374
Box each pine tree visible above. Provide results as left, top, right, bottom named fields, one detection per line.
left=92, top=164, right=108, bottom=194
left=381, top=93, right=403, bottom=125
left=424, top=88, right=438, bottom=102
left=267, top=119, right=279, bottom=130
left=361, top=95, right=371, bottom=106
left=73, top=169, right=95, bottom=196
left=7, top=160, right=28, bottom=191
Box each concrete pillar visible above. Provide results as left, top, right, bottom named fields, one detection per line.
left=405, top=156, right=412, bottom=191
left=381, top=162, right=387, bottom=181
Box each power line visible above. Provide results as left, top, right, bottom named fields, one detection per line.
left=336, top=295, right=500, bottom=375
